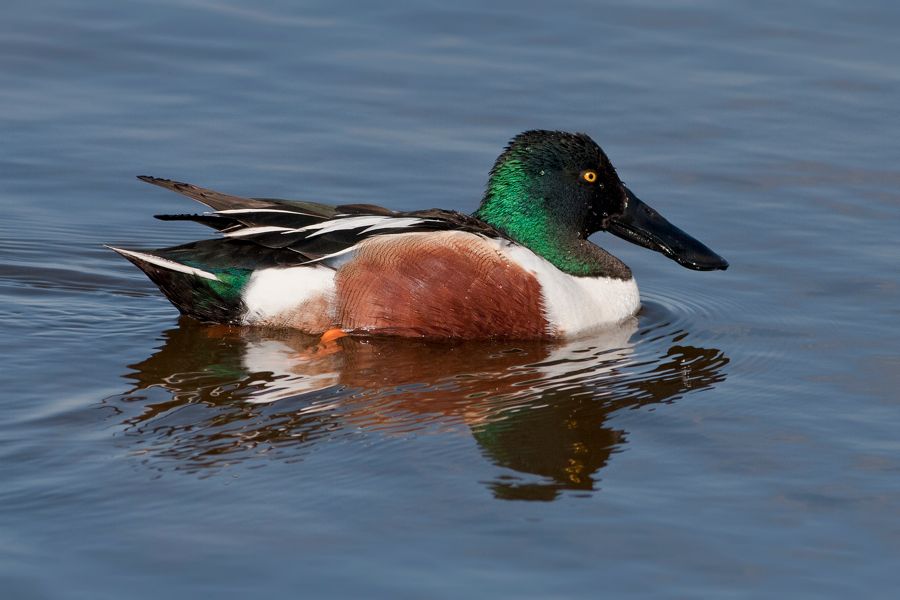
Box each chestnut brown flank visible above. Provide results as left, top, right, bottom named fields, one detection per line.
left=335, top=232, right=549, bottom=339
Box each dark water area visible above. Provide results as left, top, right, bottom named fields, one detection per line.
left=2, top=1, right=899, bottom=597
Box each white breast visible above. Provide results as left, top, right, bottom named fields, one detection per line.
left=499, top=242, right=640, bottom=337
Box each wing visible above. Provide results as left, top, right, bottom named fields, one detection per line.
left=139, top=176, right=506, bottom=267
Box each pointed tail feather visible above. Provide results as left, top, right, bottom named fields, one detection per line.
left=107, top=246, right=248, bottom=323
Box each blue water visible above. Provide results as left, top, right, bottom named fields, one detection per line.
left=2, top=1, right=900, bottom=597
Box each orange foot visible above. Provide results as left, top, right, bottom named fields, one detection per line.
left=309, top=328, right=348, bottom=357
left=319, top=328, right=349, bottom=344
left=291, top=329, right=349, bottom=361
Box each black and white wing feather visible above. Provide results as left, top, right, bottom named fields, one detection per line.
left=140, top=176, right=504, bottom=267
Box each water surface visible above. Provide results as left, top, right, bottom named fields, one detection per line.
left=2, top=1, right=900, bottom=598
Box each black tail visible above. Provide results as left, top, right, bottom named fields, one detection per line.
left=107, top=246, right=246, bottom=323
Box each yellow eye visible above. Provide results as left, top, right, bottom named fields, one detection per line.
left=581, top=170, right=598, bottom=183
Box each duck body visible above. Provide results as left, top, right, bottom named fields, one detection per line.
left=111, top=131, right=725, bottom=339
left=111, top=181, right=639, bottom=338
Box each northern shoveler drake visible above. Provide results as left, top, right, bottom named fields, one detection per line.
left=109, top=130, right=727, bottom=339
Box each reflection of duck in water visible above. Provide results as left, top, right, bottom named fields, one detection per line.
left=109, top=130, right=726, bottom=339
left=472, top=343, right=728, bottom=500
left=114, top=318, right=727, bottom=500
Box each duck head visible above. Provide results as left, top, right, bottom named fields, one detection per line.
left=474, top=130, right=728, bottom=275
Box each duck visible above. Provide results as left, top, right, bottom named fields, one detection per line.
left=109, top=130, right=727, bottom=340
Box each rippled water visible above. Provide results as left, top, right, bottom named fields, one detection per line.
left=2, top=1, right=900, bottom=597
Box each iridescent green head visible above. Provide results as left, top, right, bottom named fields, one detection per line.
left=474, top=130, right=728, bottom=277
